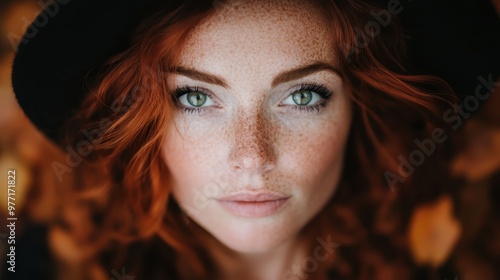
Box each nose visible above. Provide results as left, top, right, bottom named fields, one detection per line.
left=228, top=109, right=277, bottom=174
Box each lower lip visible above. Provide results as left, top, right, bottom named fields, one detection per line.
left=217, top=198, right=290, bottom=218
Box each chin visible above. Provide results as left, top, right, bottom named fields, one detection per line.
left=205, top=216, right=299, bottom=254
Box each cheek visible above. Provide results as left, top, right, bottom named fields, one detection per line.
left=161, top=120, right=225, bottom=204
left=277, top=102, right=352, bottom=196
left=279, top=120, right=350, bottom=197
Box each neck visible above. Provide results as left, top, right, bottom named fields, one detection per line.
left=206, top=233, right=309, bottom=280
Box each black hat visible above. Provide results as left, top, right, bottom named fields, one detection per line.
left=11, top=0, right=500, bottom=144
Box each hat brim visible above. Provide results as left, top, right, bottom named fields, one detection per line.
left=11, top=0, right=179, bottom=142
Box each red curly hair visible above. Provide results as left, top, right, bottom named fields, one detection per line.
left=62, top=0, right=456, bottom=279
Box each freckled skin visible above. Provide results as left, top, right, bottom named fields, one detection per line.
left=162, top=0, right=352, bottom=265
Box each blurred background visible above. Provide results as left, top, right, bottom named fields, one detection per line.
left=0, top=0, right=499, bottom=279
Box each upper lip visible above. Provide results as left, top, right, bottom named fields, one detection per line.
left=217, top=192, right=290, bottom=202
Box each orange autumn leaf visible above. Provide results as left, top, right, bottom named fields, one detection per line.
left=408, top=195, right=462, bottom=267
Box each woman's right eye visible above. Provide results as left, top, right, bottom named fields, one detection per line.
left=174, top=87, right=216, bottom=108
left=178, top=91, right=215, bottom=107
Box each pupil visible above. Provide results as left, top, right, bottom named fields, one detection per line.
left=293, top=91, right=312, bottom=105
left=187, top=92, right=206, bottom=107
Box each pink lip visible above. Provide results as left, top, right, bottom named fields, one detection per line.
left=217, top=192, right=291, bottom=218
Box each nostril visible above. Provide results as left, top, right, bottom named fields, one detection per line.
left=231, top=159, right=276, bottom=174
left=261, top=162, right=276, bottom=173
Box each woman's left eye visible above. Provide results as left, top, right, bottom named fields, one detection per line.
left=283, top=90, right=319, bottom=106
left=281, top=84, right=334, bottom=112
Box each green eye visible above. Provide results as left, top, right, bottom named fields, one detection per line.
left=292, top=91, right=313, bottom=105
left=187, top=92, right=207, bottom=107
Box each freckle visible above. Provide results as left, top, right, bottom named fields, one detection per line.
left=229, top=108, right=276, bottom=166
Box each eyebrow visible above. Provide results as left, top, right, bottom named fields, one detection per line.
left=169, top=62, right=341, bottom=89
left=171, top=66, right=229, bottom=88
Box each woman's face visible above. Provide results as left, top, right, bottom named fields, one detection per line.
left=162, top=0, right=352, bottom=253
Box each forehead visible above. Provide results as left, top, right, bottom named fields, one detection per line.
left=177, top=0, right=337, bottom=84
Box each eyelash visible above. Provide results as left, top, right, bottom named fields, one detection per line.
left=284, top=83, right=334, bottom=113
left=172, top=83, right=334, bottom=115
